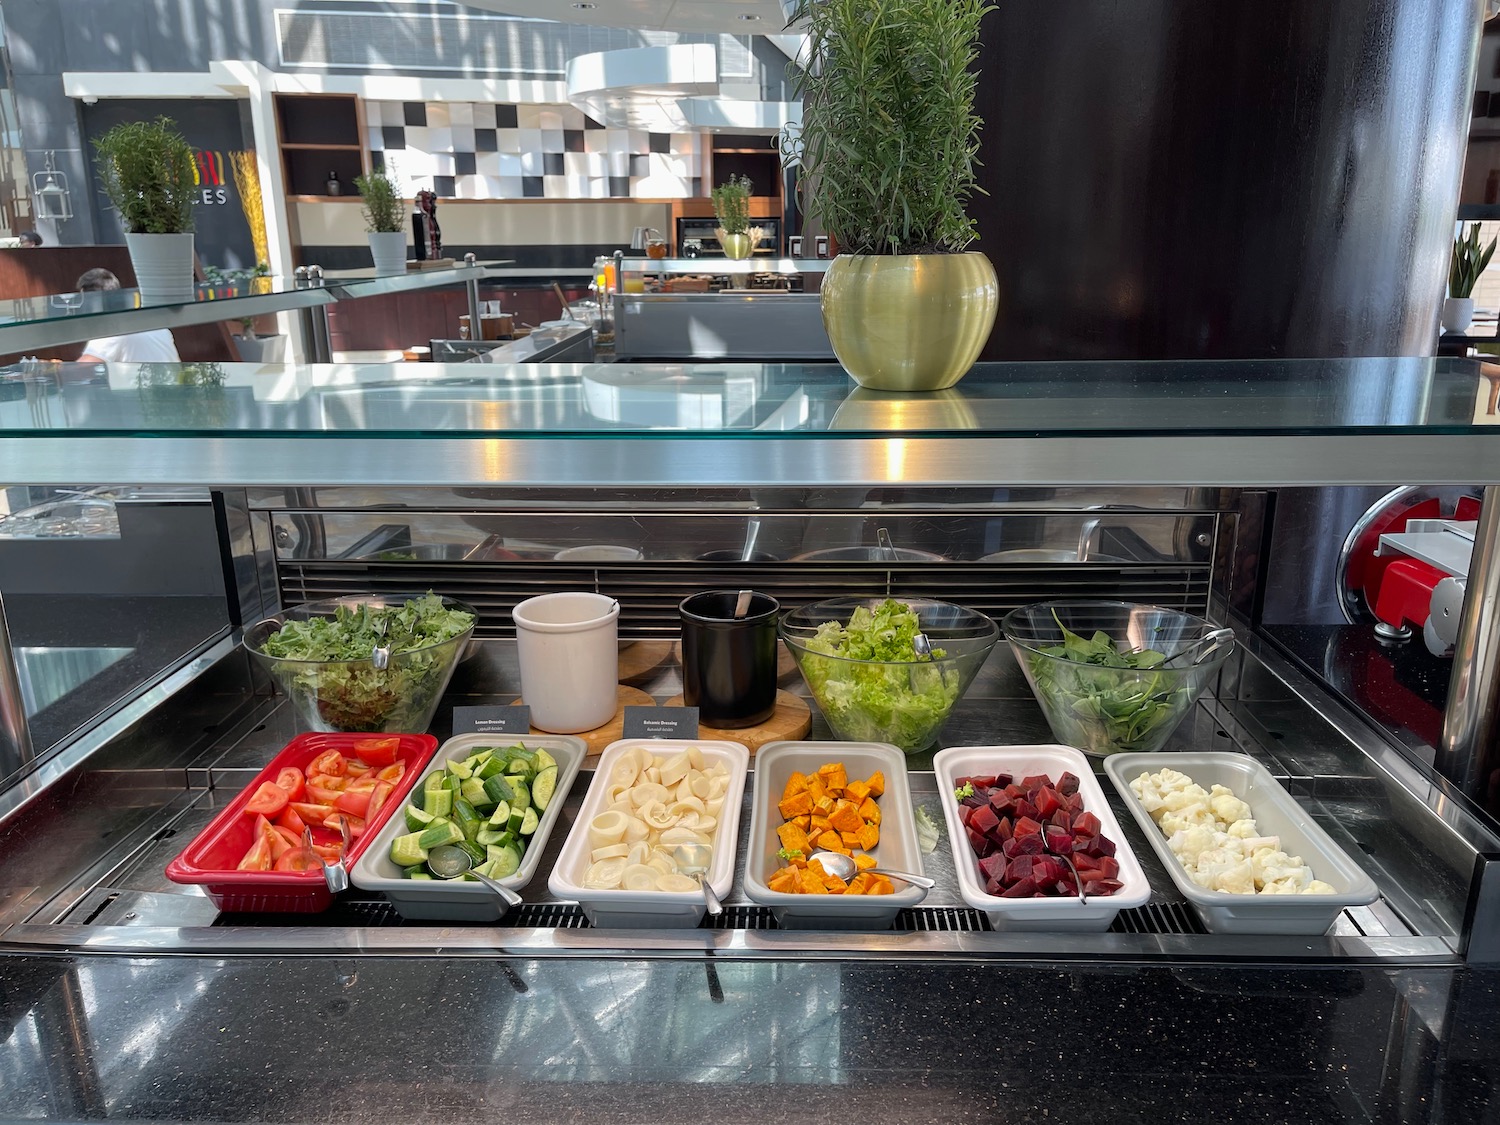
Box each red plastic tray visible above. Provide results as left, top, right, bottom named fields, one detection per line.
left=166, top=732, right=437, bottom=913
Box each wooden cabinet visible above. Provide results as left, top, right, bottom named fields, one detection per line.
left=275, top=95, right=366, bottom=199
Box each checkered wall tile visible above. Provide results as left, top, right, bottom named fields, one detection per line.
left=367, top=101, right=704, bottom=200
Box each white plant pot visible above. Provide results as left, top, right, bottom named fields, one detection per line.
left=234, top=334, right=287, bottom=364
left=368, top=231, right=408, bottom=275
left=1442, top=296, right=1474, bottom=334
left=124, top=232, right=195, bottom=304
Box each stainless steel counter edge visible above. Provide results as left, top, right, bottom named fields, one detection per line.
left=0, top=922, right=1458, bottom=963
left=2, top=433, right=1497, bottom=488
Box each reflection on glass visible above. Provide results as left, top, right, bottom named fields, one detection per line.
left=14, top=646, right=133, bottom=715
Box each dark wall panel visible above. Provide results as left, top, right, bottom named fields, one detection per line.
left=972, top=1, right=1481, bottom=360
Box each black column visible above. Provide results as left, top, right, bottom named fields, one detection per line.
left=972, top=1, right=1480, bottom=360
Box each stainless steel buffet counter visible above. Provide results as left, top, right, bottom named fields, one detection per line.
left=1, top=352, right=1499, bottom=1122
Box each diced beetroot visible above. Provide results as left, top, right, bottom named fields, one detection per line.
left=969, top=775, right=998, bottom=790
left=995, top=816, right=1014, bottom=843
left=1014, top=799, right=1039, bottom=823
left=1020, top=774, right=1051, bottom=791
left=1012, top=832, right=1043, bottom=856
left=1073, top=811, right=1102, bottom=837
left=978, top=853, right=1008, bottom=881
left=1034, top=787, right=1063, bottom=818
left=1007, top=855, right=1033, bottom=880
left=1055, top=879, right=1076, bottom=896
left=969, top=805, right=999, bottom=836
left=962, top=793, right=988, bottom=809
left=994, top=773, right=1013, bottom=789
left=1001, top=877, right=1036, bottom=898
left=1013, top=816, right=1043, bottom=838
left=1098, top=856, right=1121, bottom=880
left=966, top=827, right=992, bottom=856
left=1004, top=783, right=1026, bottom=800
left=1095, top=835, right=1116, bottom=857
left=988, top=791, right=1015, bottom=816
left=1065, top=792, right=1085, bottom=812
left=1044, top=828, right=1073, bottom=854
left=1049, top=809, right=1073, bottom=832
left=1084, top=878, right=1123, bottom=896
left=1030, top=856, right=1059, bottom=885
left=1073, top=851, right=1101, bottom=872
left=1001, top=837, right=1020, bottom=858
left=984, top=876, right=1004, bottom=896
left=1056, top=771, right=1081, bottom=796
left=957, top=803, right=973, bottom=826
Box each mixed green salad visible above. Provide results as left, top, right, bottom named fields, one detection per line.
left=797, top=599, right=958, bottom=754
left=1024, top=614, right=1189, bottom=755
left=259, top=593, right=475, bottom=731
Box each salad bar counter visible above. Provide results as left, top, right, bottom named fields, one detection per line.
left=1, top=356, right=1499, bottom=1121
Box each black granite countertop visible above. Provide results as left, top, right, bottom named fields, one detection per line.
left=0, top=953, right=1495, bottom=1123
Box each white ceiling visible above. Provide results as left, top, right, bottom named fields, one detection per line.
left=456, top=0, right=794, bottom=35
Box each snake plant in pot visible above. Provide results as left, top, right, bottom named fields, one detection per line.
left=1445, top=223, right=1496, bottom=334
left=93, top=117, right=198, bottom=303
left=786, top=0, right=997, bottom=390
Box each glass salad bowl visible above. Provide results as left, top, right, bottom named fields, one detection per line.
left=1001, top=600, right=1235, bottom=757
left=780, top=597, right=999, bottom=754
left=243, top=593, right=477, bottom=734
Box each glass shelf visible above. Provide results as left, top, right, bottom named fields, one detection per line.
left=0, top=357, right=1496, bottom=487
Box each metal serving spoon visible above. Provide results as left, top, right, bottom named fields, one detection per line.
left=426, top=845, right=523, bottom=908
left=809, top=849, right=936, bottom=890
left=673, top=843, right=722, bottom=915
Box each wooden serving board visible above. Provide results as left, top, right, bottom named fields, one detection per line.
left=617, top=640, right=674, bottom=684
left=662, top=690, right=811, bottom=754
left=509, top=684, right=655, bottom=757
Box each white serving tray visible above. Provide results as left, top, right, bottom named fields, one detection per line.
left=743, top=740, right=926, bottom=929
left=350, top=733, right=586, bottom=922
left=547, top=738, right=749, bottom=928
left=932, top=744, right=1151, bottom=931
left=1102, top=751, right=1379, bottom=935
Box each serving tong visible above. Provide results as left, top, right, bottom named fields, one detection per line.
left=876, top=527, right=934, bottom=657
left=304, top=821, right=352, bottom=894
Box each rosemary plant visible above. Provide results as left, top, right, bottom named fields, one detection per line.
left=711, top=174, right=753, bottom=235
left=354, top=170, right=405, bottom=234
left=93, top=117, right=197, bottom=235
left=786, top=0, right=991, bottom=256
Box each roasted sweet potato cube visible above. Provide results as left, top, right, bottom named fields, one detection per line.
left=777, top=821, right=810, bottom=855
left=868, top=875, right=895, bottom=895
left=798, top=867, right=830, bottom=894
left=846, top=872, right=874, bottom=895
left=815, top=829, right=845, bottom=852
left=778, top=791, right=814, bottom=819
left=866, top=771, right=885, bottom=797
left=817, top=762, right=849, bottom=792
left=810, top=815, right=831, bottom=833
left=856, top=821, right=880, bottom=851
left=828, top=800, right=865, bottom=834
left=793, top=814, right=812, bottom=831
left=781, top=771, right=809, bottom=801
left=822, top=873, right=849, bottom=894
left=804, top=774, right=827, bottom=803
left=766, top=867, right=799, bottom=894
left=853, top=853, right=878, bottom=871
left=858, top=797, right=881, bottom=824
left=844, top=778, right=871, bottom=802
left=839, top=830, right=861, bottom=846
left=813, top=795, right=837, bottom=816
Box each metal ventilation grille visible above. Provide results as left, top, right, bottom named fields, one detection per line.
left=277, top=561, right=1211, bottom=639
left=1110, top=901, right=1207, bottom=935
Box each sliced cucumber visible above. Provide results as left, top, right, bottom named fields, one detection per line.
left=456, top=838, right=486, bottom=866
left=460, top=777, right=492, bottom=810
left=506, top=779, right=530, bottom=810
left=447, top=758, right=474, bottom=780
left=425, top=788, right=453, bottom=819
left=390, top=832, right=429, bottom=868
left=408, top=872, right=435, bottom=881
left=452, top=797, right=483, bottom=842
left=487, top=843, right=522, bottom=879
left=532, top=765, right=559, bottom=811
left=533, top=749, right=557, bottom=772
left=486, top=800, right=511, bottom=828
left=403, top=804, right=437, bottom=832
left=482, top=774, right=514, bottom=805
left=519, top=806, right=539, bottom=835
left=417, top=821, right=464, bottom=850
left=474, top=754, right=508, bottom=780
left=475, top=828, right=507, bottom=846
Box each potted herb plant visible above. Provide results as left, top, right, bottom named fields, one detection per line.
left=354, top=169, right=407, bottom=274
left=711, top=174, right=758, bottom=260
left=93, top=117, right=198, bottom=303
left=786, top=0, right=997, bottom=390
left=1445, top=223, right=1495, bottom=334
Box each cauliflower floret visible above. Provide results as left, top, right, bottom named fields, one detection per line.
left=1161, top=784, right=1212, bottom=813
left=1208, top=785, right=1253, bottom=826
left=1259, top=878, right=1302, bottom=894
left=1303, top=880, right=1336, bottom=895
left=1152, top=768, right=1195, bottom=793
left=1214, top=859, right=1256, bottom=894
left=1167, top=824, right=1222, bottom=866
left=1130, top=773, right=1164, bottom=815
left=1226, top=819, right=1262, bottom=839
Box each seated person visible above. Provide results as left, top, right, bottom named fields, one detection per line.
left=17, top=230, right=41, bottom=247
left=77, top=268, right=180, bottom=363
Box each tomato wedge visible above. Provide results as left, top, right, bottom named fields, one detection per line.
left=276, top=806, right=308, bottom=837
left=290, top=801, right=331, bottom=825
left=334, top=787, right=372, bottom=818
left=244, top=781, right=289, bottom=818
left=353, top=737, right=401, bottom=766
left=324, top=812, right=366, bottom=839
left=366, top=780, right=395, bottom=822
left=274, top=846, right=321, bottom=872
left=375, top=762, right=406, bottom=783
left=272, top=766, right=306, bottom=801
left=306, top=783, right=345, bottom=805
left=237, top=834, right=274, bottom=871
left=308, top=749, right=347, bottom=777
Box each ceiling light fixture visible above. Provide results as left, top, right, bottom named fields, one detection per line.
left=572, top=2, right=596, bottom=7
left=737, top=13, right=761, bottom=20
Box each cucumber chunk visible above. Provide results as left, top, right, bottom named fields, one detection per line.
left=519, top=806, right=539, bottom=835
left=532, top=765, right=559, bottom=811
left=483, top=774, right=515, bottom=805
left=533, top=749, right=558, bottom=772
left=425, top=788, right=453, bottom=819
left=487, top=843, right=522, bottom=879
left=417, top=821, right=464, bottom=850
left=460, top=777, right=493, bottom=810
left=486, top=800, right=511, bottom=828
left=506, top=779, right=530, bottom=810
left=447, top=759, right=474, bottom=780
left=390, top=832, right=430, bottom=868
left=403, top=805, right=437, bottom=832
